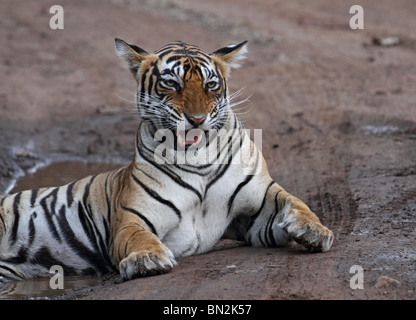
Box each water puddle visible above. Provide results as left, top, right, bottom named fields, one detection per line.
left=0, top=276, right=102, bottom=300
left=361, top=124, right=400, bottom=135
left=2, top=161, right=122, bottom=299
left=12, top=161, right=122, bottom=193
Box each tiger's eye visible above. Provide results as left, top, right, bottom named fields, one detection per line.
left=163, top=80, right=178, bottom=88
left=206, top=81, right=218, bottom=90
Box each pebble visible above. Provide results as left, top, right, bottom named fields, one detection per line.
left=372, top=36, right=401, bottom=47
left=374, top=275, right=401, bottom=288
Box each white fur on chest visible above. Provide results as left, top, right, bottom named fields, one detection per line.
left=161, top=186, right=232, bottom=257
left=141, top=166, right=242, bottom=258
left=135, top=121, right=265, bottom=258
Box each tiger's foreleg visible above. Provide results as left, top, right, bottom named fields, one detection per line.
left=276, top=186, right=334, bottom=252
left=112, top=207, right=176, bottom=280
left=243, top=182, right=334, bottom=252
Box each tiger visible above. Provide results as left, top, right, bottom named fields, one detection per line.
left=0, top=39, right=334, bottom=281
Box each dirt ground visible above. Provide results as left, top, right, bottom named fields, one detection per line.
left=0, top=0, right=415, bottom=300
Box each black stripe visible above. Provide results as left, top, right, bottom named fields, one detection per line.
left=0, top=264, right=22, bottom=279
left=150, top=62, right=161, bottom=78
left=38, top=187, right=58, bottom=205
left=39, top=188, right=62, bottom=242
left=166, top=55, right=181, bottom=65
left=3, top=246, right=28, bottom=264
left=131, top=173, right=182, bottom=220
left=140, top=68, right=151, bottom=101
left=66, top=180, right=76, bottom=207
left=77, top=203, right=115, bottom=270
left=120, top=204, right=157, bottom=235
left=82, top=174, right=98, bottom=211
left=136, top=90, right=142, bottom=105
left=134, top=165, right=162, bottom=185
left=56, top=206, right=111, bottom=275
left=156, top=48, right=174, bottom=59
left=78, top=202, right=96, bottom=245
left=246, top=181, right=275, bottom=238
left=172, top=49, right=186, bottom=56
left=147, top=73, right=154, bottom=97
left=265, top=193, right=281, bottom=247
left=227, top=151, right=260, bottom=217
left=195, top=50, right=212, bottom=60
left=192, top=56, right=211, bottom=65
left=137, top=141, right=203, bottom=201
left=28, top=213, right=36, bottom=246
left=0, top=208, right=5, bottom=233
left=161, top=68, right=174, bottom=76
left=10, top=192, right=22, bottom=244
left=104, top=173, right=112, bottom=245
left=175, top=161, right=214, bottom=175
left=49, top=187, right=59, bottom=215
left=39, top=187, right=59, bottom=215
left=80, top=174, right=113, bottom=265
left=123, top=230, right=142, bottom=257
left=227, top=174, right=254, bottom=216
left=204, top=136, right=234, bottom=197
left=101, top=215, right=111, bottom=260
left=30, top=189, right=39, bottom=207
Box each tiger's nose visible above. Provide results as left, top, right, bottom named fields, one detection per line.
left=184, top=113, right=206, bottom=126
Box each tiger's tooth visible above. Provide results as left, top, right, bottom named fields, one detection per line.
left=177, top=130, right=185, bottom=146
left=195, top=131, right=203, bottom=144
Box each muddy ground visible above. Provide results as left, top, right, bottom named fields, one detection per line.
left=0, top=0, right=415, bottom=300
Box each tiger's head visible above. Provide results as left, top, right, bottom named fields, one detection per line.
left=115, top=39, right=247, bottom=148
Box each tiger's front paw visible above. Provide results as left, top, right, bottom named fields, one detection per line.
left=292, top=222, right=333, bottom=253
left=279, top=208, right=334, bottom=253
left=119, top=243, right=176, bottom=280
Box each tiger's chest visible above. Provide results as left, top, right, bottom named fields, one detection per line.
left=133, top=170, right=246, bottom=258
left=163, top=185, right=236, bottom=257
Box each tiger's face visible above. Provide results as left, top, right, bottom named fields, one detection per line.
left=115, top=39, right=247, bottom=148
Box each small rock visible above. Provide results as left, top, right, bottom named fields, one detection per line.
left=265, top=264, right=282, bottom=268
left=372, top=36, right=401, bottom=47
left=374, top=275, right=401, bottom=288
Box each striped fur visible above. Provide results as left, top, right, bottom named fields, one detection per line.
left=0, top=40, right=333, bottom=281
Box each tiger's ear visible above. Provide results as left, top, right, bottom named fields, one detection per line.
left=115, top=38, right=148, bottom=76
left=211, top=41, right=248, bottom=76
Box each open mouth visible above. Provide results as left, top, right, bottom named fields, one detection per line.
left=175, top=129, right=205, bottom=149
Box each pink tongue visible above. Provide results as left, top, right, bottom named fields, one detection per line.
left=185, top=132, right=198, bottom=144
